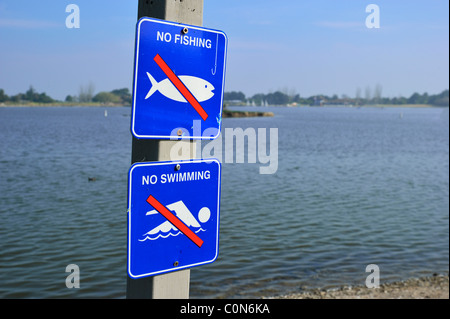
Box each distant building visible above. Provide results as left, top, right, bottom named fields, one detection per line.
left=313, top=96, right=325, bottom=106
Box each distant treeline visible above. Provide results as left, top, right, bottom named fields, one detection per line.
left=224, top=89, right=449, bottom=107
left=1, top=86, right=448, bottom=107
left=0, top=86, right=55, bottom=104
left=0, top=85, right=132, bottom=105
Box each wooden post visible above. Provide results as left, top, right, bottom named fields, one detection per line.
left=126, top=0, right=204, bottom=299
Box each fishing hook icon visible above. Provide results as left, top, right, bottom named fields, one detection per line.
left=211, top=34, right=218, bottom=75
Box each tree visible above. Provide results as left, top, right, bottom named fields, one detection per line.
left=36, top=92, right=53, bottom=103
left=25, top=85, right=37, bottom=101
left=250, top=93, right=265, bottom=105
left=355, top=87, right=362, bottom=106
left=291, top=94, right=301, bottom=104
left=407, top=92, right=421, bottom=104
left=18, top=86, right=54, bottom=103
left=93, top=91, right=121, bottom=103
left=365, top=86, right=372, bottom=104
left=266, top=91, right=289, bottom=105
left=0, top=89, right=8, bottom=102
left=110, top=88, right=132, bottom=104
left=78, top=82, right=95, bottom=103
left=421, top=92, right=429, bottom=104
left=224, top=91, right=246, bottom=101
left=374, top=84, right=382, bottom=104
left=430, top=89, right=449, bottom=106
left=10, top=94, right=22, bottom=103
left=391, top=96, right=407, bottom=105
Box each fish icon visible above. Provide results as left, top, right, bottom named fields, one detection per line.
left=145, top=72, right=215, bottom=102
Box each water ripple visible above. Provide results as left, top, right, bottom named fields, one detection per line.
left=1, top=106, right=448, bottom=298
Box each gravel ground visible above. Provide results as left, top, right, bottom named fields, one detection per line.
left=271, top=275, right=449, bottom=299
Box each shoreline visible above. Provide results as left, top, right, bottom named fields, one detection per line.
left=227, top=103, right=444, bottom=108
left=2, top=103, right=447, bottom=109
left=0, top=103, right=129, bottom=107
left=222, top=109, right=274, bottom=118
left=268, top=274, right=449, bottom=299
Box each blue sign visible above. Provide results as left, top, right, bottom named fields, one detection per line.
left=127, top=159, right=221, bottom=278
left=131, top=17, right=227, bottom=140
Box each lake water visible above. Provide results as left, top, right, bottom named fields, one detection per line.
left=0, top=105, right=448, bottom=298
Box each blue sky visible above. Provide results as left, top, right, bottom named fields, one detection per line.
left=0, top=0, right=448, bottom=100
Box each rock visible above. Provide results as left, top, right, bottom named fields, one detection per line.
left=270, top=275, right=449, bottom=299
left=222, top=110, right=274, bottom=118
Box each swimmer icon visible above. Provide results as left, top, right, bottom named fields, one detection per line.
left=140, top=200, right=211, bottom=244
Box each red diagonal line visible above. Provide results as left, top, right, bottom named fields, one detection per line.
left=153, top=54, right=209, bottom=121
left=146, top=195, right=204, bottom=248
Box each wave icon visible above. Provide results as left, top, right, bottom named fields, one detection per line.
left=139, top=227, right=206, bottom=242
left=139, top=200, right=210, bottom=242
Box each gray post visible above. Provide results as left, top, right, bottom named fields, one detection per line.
left=126, top=0, right=204, bottom=299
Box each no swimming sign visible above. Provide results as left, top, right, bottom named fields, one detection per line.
left=127, top=159, right=221, bottom=278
